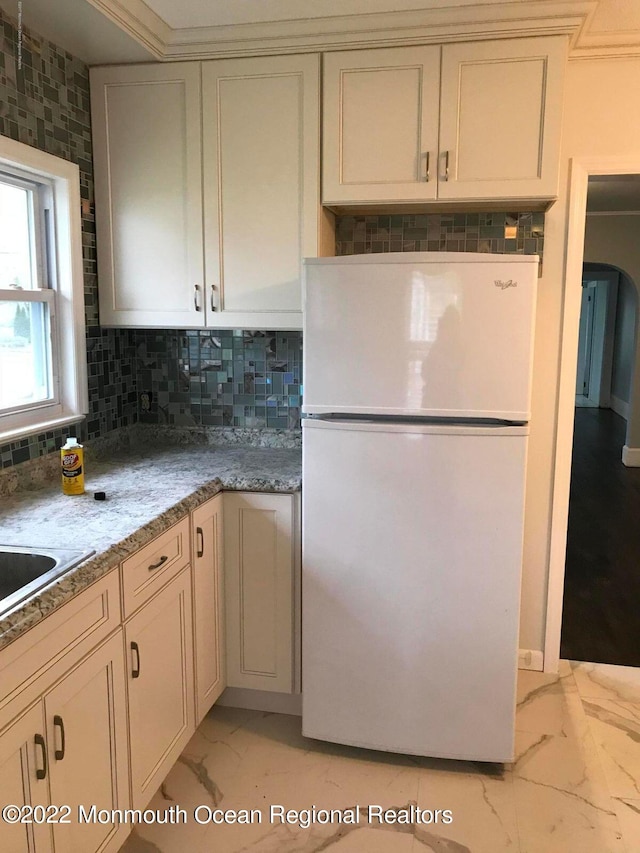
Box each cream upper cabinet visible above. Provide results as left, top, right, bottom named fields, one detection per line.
left=438, top=37, right=566, bottom=201
left=323, top=46, right=441, bottom=204
left=323, top=37, right=566, bottom=206
left=91, top=64, right=204, bottom=328
left=192, top=494, right=225, bottom=724
left=201, top=55, right=320, bottom=330
left=91, top=55, right=321, bottom=331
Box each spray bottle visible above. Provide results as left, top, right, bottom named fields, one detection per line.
left=61, top=437, right=85, bottom=495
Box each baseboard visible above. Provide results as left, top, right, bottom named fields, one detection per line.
left=622, top=445, right=640, bottom=467
left=610, top=394, right=629, bottom=420
left=518, top=649, right=544, bottom=671
left=217, top=686, right=302, bottom=716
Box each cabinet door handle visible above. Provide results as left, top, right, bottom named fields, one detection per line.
left=196, top=527, right=204, bottom=558
left=444, top=150, right=450, bottom=181
left=194, top=284, right=202, bottom=312
left=148, top=555, right=168, bottom=571
left=210, top=284, right=217, bottom=312
left=131, top=641, right=141, bottom=679
left=53, top=715, right=66, bottom=761
left=34, top=733, right=47, bottom=780
left=425, top=151, right=430, bottom=182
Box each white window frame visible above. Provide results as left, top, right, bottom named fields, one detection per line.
left=0, top=136, right=88, bottom=443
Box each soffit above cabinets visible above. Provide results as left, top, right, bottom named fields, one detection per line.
left=3, top=0, right=640, bottom=64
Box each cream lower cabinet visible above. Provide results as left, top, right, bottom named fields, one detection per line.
left=224, top=492, right=299, bottom=693
left=0, top=704, right=52, bottom=853
left=125, top=568, right=194, bottom=810
left=323, top=36, right=567, bottom=206
left=0, top=631, right=129, bottom=853
left=192, top=494, right=225, bottom=724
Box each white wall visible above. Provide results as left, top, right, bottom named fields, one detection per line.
left=611, top=275, right=636, bottom=407
left=519, top=58, right=640, bottom=655
left=583, top=217, right=640, bottom=435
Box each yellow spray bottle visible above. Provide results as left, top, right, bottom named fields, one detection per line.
left=61, top=437, right=85, bottom=495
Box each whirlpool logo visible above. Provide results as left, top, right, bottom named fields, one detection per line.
left=494, top=279, right=518, bottom=290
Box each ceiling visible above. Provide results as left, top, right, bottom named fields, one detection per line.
left=1, top=0, right=640, bottom=65
left=147, top=0, right=516, bottom=30
left=0, top=0, right=153, bottom=64
left=587, top=175, right=640, bottom=213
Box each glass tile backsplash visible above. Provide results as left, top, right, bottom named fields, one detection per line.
left=134, top=330, right=302, bottom=430
left=335, top=212, right=544, bottom=258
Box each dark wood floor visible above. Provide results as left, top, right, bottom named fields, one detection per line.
left=561, top=407, right=640, bottom=666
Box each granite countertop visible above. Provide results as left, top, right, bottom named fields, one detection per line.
left=0, top=439, right=301, bottom=650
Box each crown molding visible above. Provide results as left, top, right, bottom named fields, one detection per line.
left=83, top=0, right=640, bottom=64
left=84, top=0, right=169, bottom=58
left=162, top=2, right=595, bottom=59
left=85, top=0, right=599, bottom=62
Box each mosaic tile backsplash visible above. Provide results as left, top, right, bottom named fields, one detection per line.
left=335, top=212, right=544, bottom=258
left=0, top=8, right=137, bottom=468
left=133, top=330, right=302, bottom=430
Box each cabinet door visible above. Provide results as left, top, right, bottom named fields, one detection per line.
left=224, top=492, right=296, bottom=693
left=192, top=495, right=225, bottom=724
left=91, top=63, right=204, bottom=327
left=126, top=569, right=194, bottom=810
left=202, top=54, right=320, bottom=330
left=45, top=632, right=129, bottom=853
left=0, top=704, right=52, bottom=853
left=323, top=46, right=440, bottom=204
left=438, top=36, right=566, bottom=201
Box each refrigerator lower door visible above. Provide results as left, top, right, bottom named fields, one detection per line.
left=302, top=418, right=528, bottom=762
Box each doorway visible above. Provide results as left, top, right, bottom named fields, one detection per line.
left=546, top=162, right=640, bottom=671
left=575, top=270, right=618, bottom=409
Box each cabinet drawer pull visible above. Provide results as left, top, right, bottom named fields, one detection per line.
left=425, top=151, right=430, bottom=182
left=444, top=150, right=450, bottom=181
left=194, top=284, right=202, bottom=312
left=53, top=715, right=66, bottom=761
left=34, top=733, right=47, bottom=780
left=131, top=641, right=141, bottom=679
left=196, top=527, right=204, bottom=558
left=148, top=555, right=168, bottom=571
left=210, top=284, right=217, bottom=312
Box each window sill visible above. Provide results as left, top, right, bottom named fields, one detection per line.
left=0, top=414, right=86, bottom=447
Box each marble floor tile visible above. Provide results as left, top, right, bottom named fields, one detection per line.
left=612, top=798, right=640, bottom=853
left=119, top=661, right=640, bottom=853
left=417, top=761, right=519, bottom=852
left=516, top=660, right=577, bottom=735
left=581, top=696, right=640, bottom=799
left=572, top=662, right=640, bottom=704
left=512, top=725, right=624, bottom=852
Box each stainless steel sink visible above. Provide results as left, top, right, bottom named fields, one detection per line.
left=0, top=545, right=95, bottom=616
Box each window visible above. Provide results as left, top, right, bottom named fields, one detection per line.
left=0, top=137, right=87, bottom=442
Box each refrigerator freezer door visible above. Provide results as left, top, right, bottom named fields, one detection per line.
left=301, top=417, right=528, bottom=761
left=303, top=252, right=537, bottom=421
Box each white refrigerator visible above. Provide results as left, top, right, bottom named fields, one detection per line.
left=301, top=252, right=538, bottom=763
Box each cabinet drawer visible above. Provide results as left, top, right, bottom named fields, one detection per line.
left=0, top=571, right=121, bottom=728
left=121, top=518, right=190, bottom=618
